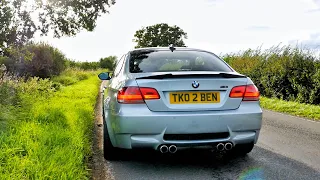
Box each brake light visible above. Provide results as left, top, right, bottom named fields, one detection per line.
left=140, top=87, right=160, bottom=100
left=229, top=84, right=260, bottom=101
left=229, top=86, right=246, bottom=98
left=117, top=87, right=143, bottom=104
left=117, top=86, right=160, bottom=104
left=243, top=84, right=260, bottom=101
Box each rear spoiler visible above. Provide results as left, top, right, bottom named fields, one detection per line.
left=135, top=73, right=246, bottom=80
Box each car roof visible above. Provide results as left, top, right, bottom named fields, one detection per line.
left=128, top=47, right=214, bottom=54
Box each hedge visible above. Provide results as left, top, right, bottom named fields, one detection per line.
left=223, top=45, right=320, bottom=105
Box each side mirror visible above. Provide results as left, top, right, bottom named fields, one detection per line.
left=98, top=72, right=111, bottom=80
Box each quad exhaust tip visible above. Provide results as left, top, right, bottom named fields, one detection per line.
left=169, top=145, right=177, bottom=153
left=225, top=142, right=233, bottom=151
left=216, top=142, right=233, bottom=151
left=159, top=145, right=168, bottom=153
left=159, top=145, right=178, bottom=153
left=160, top=143, right=231, bottom=153
left=216, top=143, right=225, bottom=151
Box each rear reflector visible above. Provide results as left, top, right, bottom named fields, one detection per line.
left=117, top=86, right=160, bottom=104
left=229, top=84, right=260, bottom=101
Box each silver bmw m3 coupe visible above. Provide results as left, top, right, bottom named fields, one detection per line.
left=98, top=46, right=262, bottom=160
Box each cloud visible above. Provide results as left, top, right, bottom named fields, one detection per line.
left=289, top=33, right=320, bottom=50
left=206, top=0, right=224, bottom=4
left=306, top=0, right=320, bottom=13
left=305, top=8, right=320, bottom=13
left=314, top=0, right=320, bottom=6
left=246, top=26, right=271, bottom=31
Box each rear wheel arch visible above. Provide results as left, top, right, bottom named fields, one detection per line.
left=103, top=121, right=120, bottom=160
left=103, top=108, right=117, bottom=147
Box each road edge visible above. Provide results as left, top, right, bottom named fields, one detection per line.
left=262, top=109, right=320, bottom=123
left=91, top=81, right=114, bottom=180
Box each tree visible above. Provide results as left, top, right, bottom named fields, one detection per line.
left=0, top=0, right=116, bottom=48
left=133, top=23, right=188, bottom=48
left=99, top=56, right=117, bottom=71
left=0, top=0, right=36, bottom=48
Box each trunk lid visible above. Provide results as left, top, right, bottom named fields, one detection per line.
left=133, top=72, right=248, bottom=112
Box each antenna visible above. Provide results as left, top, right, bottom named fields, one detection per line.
left=169, top=44, right=176, bottom=52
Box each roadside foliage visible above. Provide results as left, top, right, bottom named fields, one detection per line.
left=223, top=45, right=320, bottom=105
left=0, top=69, right=101, bottom=179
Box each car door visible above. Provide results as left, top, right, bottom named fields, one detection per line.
left=106, top=54, right=127, bottom=111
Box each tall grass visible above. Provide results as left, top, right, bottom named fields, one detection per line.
left=51, top=68, right=98, bottom=86
left=0, top=70, right=101, bottom=179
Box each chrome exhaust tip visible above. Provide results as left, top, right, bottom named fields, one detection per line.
left=225, top=142, right=233, bottom=151
left=159, top=145, right=168, bottom=153
left=168, top=145, right=177, bottom=153
left=216, top=143, right=225, bottom=151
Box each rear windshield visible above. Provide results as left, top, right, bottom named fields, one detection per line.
left=129, top=50, right=233, bottom=73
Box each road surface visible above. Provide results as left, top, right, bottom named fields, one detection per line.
left=93, top=83, right=320, bottom=180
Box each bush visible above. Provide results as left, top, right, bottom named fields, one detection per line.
left=2, top=42, right=68, bottom=78
left=0, top=66, right=22, bottom=107
left=0, top=81, right=20, bottom=106
left=0, top=68, right=56, bottom=126
left=67, top=56, right=117, bottom=71
left=0, top=75, right=55, bottom=107
left=69, top=61, right=100, bottom=70
left=2, top=42, right=114, bottom=77
left=222, top=45, right=320, bottom=105
left=310, top=66, right=320, bottom=104
left=0, top=56, right=8, bottom=65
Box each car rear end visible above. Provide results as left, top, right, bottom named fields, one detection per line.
left=106, top=48, right=262, bottom=153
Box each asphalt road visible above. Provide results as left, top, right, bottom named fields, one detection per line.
left=101, top=109, right=320, bottom=180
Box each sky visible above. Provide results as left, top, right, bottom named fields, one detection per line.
left=36, top=0, right=320, bottom=62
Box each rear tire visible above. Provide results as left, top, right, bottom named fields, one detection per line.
left=229, top=143, right=254, bottom=157
left=103, top=121, right=119, bottom=161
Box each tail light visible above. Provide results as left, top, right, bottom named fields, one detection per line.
left=243, top=84, right=260, bottom=101
left=229, top=84, right=260, bottom=101
left=117, top=86, right=160, bottom=104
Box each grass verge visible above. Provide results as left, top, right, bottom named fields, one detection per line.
left=0, top=74, right=100, bottom=179
left=260, top=97, right=320, bottom=121
left=51, top=68, right=99, bottom=86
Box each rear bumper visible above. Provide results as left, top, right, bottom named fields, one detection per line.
left=105, top=101, right=262, bottom=150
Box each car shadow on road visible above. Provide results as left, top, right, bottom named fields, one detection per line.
left=109, top=147, right=320, bottom=180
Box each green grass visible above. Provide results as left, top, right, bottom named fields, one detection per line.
left=51, top=68, right=100, bottom=86
left=0, top=74, right=100, bottom=179
left=260, top=97, right=320, bottom=121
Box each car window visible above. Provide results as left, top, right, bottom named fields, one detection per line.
left=113, top=54, right=126, bottom=77
left=129, top=50, right=232, bottom=73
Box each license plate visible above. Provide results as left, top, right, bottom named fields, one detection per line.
left=169, top=91, right=220, bottom=104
